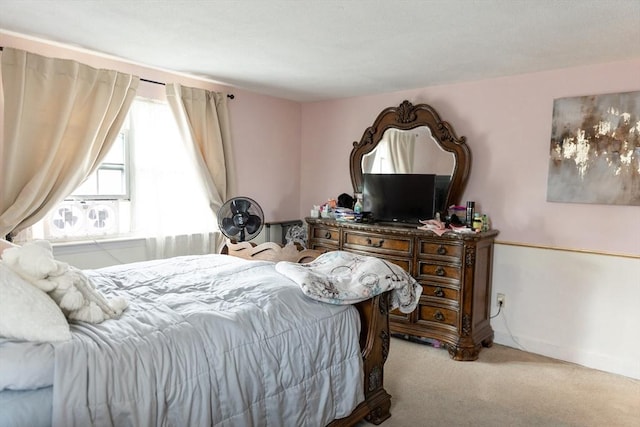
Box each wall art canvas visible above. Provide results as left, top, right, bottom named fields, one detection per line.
left=547, top=90, right=640, bottom=205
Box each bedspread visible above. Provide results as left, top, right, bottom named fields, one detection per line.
left=52, top=255, right=363, bottom=427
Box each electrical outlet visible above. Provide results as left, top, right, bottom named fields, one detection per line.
left=496, top=293, right=505, bottom=308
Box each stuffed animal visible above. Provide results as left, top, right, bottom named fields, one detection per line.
left=1, top=240, right=127, bottom=323
left=1, top=240, right=63, bottom=292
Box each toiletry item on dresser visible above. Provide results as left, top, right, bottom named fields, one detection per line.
left=472, top=213, right=483, bottom=232
left=354, top=193, right=363, bottom=214
left=482, top=214, right=490, bottom=231
left=465, top=201, right=475, bottom=228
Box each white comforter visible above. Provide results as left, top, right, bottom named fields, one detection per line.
left=51, top=255, right=364, bottom=427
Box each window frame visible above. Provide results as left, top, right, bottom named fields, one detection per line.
left=68, top=122, right=131, bottom=202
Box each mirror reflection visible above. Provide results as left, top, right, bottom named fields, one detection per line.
left=361, top=127, right=455, bottom=175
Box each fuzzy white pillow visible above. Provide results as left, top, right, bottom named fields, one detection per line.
left=0, top=238, right=18, bottom=255
left=0, top=262, right=71, bottom=342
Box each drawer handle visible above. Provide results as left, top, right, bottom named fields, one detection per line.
left=324, top=232, right=332, bottom=239
left=433, top=311, right=445, bottom=322
left=435, top=266, right=445, bottom=276
left=434, top=287, right=445, bottom=298
left=437, top=245, right=447, bottom=255
left=366, top=238, right=384, bottom=248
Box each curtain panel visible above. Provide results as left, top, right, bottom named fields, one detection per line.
left=165, top=84, right=237, bottom=251
left=0, top=48, right=139, bottom=238
left=127, top=98, right=217, bottom=259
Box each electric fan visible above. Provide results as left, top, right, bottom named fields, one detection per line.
left=217, top=197, right=264, bottom=242
left=49, top=203, right=83, bottom=236
left=87, top=204, right=118, bottom=234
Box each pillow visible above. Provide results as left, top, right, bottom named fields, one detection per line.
left=0, top=340, right=54, bottom=391
left=0, top=239, right=18, bottom=255
left=0, top=263, right=71, bottom=342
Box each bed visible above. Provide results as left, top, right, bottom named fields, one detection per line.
left=0, top=240, right=421, bottom=426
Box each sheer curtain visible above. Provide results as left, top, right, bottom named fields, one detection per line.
left=0, top=48, right=138, bottom=238
left=165, top=84, right=236, bottom=252
left=129, top=99, right=217, bottom=258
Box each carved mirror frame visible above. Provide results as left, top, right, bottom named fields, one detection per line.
left=349, top=100, right=471, bottom=215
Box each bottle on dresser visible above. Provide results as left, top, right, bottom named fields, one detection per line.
left=465, top=201, right=475, bottom=228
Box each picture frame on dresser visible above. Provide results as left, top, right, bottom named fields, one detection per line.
left=307, top=100, right=499, bottom=361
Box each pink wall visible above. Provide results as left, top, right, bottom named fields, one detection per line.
left=228, top=93, right=301, bottom=221
left=2, top=32, right=639, bottom=254
left=0, top=32, right=301, bottom=223
left=300, top=59, right=640, bottom=256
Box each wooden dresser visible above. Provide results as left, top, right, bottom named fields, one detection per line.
left=306, top=217, right=498, bottom=361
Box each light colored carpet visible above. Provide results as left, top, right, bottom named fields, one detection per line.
left=361, top=338, right=640, bottom=427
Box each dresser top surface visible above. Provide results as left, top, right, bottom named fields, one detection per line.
left=306, top=217, right=499, bottom=241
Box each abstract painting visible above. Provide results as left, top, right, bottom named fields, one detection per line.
left=547, top=90, right=640, bottom=205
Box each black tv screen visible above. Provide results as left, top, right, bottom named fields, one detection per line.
left=363, top=173, right=437, bottom=224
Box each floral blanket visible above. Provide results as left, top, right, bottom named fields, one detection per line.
left=275, top=251, right=422, bottom=313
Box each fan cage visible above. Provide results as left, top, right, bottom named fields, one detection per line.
left=217, top=197, right=264, bottom=242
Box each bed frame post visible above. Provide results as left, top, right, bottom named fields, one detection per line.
left=357, top=292, right=393, bottom=424
left=327, top=292, right=392, bottom=426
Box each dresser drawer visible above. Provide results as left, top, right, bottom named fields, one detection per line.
left=416, top=305, right=458, bottom=328
left=417, top=261, right=461, bottom=282
left=343, top=231, right=412, bottom=256
left=380, top=256, right=411, bottom=273
left=418, top=240, right=462, bottom=262
left=308, top=243, right=338, bottom=253
left=420, top=283, right=460, bottom=304
left=346, top=250, right=412, bottom=274
left=389, top=307, right=412, bottom=323
left=309, top=226, right=340, bottom=245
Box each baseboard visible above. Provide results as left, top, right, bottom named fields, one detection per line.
left=494, top=331, right=640, bottom=380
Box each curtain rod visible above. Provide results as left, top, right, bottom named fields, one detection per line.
left=140, top=77, right=235, bottom=99
left=0, top=47, right=234, bottom=99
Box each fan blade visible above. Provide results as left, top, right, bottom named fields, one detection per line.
left=245, top=215, right=262, bottom=234
left=230, top=198, right=251, bottom=215
left=221, top=217, right=241, bottom=236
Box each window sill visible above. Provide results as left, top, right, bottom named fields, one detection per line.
left=51, top=235, right=147, bottom=256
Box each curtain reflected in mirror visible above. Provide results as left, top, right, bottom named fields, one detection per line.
left=362, top=129, right=415, bottom=173
left=361, top=127, right=455, bottom=175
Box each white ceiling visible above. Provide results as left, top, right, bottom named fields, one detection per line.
left=1, top=0, right=639, bottom=102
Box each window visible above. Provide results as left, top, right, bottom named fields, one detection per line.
left=28, top=97, right=214, bottom=242
left=71, top=130, right=129, bottom=199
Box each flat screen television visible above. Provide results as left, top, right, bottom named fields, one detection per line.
left=434, top=174, right=451, bottom=215
left=363, top=173, right=438, bottom=224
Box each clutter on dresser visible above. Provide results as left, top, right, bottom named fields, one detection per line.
left=312, top=193, right=366, bottom=222
left=313, top=194, right=492, bottom=233
left=337, top=193, right=354, bottom=209
left=333, top=207, right=363, bottom=222
left=441, top=202, right=491, bottom=233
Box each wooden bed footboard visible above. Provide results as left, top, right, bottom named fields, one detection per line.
left=329, top=292, right=392, bottom=426
left=222, top=241, right=392, bottom=426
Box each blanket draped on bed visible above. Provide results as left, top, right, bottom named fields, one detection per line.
left=52, top=255, right=363, bottom=427
left=275, top=251, right=422, bottom=313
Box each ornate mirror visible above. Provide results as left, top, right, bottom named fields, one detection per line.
left=350, top=100, right=470, bottom=217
